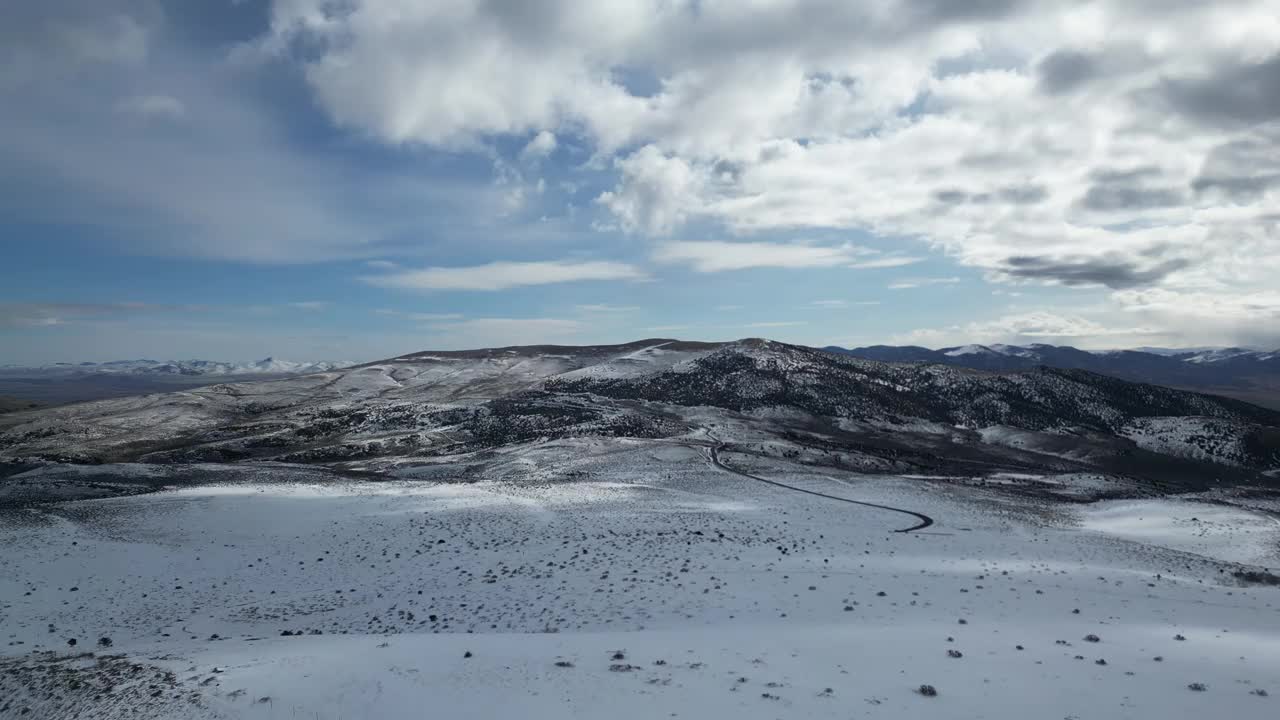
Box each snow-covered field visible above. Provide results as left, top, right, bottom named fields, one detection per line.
left=2, top=439, right=1278, bottom=719
left=1079, top=499, right=1280, bottom=566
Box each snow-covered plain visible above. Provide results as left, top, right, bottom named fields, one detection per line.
left=3, top=438, right=1278, bottom=719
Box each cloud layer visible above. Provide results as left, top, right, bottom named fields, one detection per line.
left=5, top=1, right=1280, bottom=356
left=259, top=0, right=1280, bottom=339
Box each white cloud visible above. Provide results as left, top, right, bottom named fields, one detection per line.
left=363, top=260, right=646, bottom=291
left=888, top=277, right=961, bottom=290
left=7, top=0, right=1280, bottom=355
left=599, top=147, right=705, bottom=235
left=652, top=240, right=869, bottom=272
left=847, top=256, right=924, bottom=269
left=520, top=131, right=558, bottom=162
left=576, top=304, right=640, bottom=313
left=251, top=0, right=1280, bottom=343
left=1111, top=288, right=1280, bottom=348
left=287, top=301, right=330, bottom=311
left=894, top=311, right=1165, bottom=348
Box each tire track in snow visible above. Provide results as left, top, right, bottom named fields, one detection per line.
left=707, top=442, right=935, bottom=533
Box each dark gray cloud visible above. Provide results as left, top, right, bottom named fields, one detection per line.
left=1156, top=53, right=1280, bottom=128
left=1191, top=127, right=1280, bottom=201
left=999, top=184, right=1049, bottom=204
left=1079, top=166, right=1184, bottom=212
left=935, top=184, right=1047, bottom=206
left=903, top=0, right=1025, bottom=23
left=1036, top=50, right=1100, bottom=94
left=1080, top=185, right=1184, bottom=212
left=998, top=255, right=1190, bottom=289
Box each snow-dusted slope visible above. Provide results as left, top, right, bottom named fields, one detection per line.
left=2, top=443, right=1277, bottom=719
left=2, top=339, right=1279, bottom=477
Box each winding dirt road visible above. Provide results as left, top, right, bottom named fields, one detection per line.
left=708, top=443, right=935, bottom=533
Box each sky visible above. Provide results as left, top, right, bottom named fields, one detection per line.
left=2, top=0, right=1279, bottom=364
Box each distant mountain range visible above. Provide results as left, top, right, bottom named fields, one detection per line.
left=823, top=344, right=1280, bottom=409
left=1, top=357, right=354, bottom=377
left=0, top=358, right=356, bottom=407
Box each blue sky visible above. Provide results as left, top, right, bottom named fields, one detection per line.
left=3, top=1, right=1278, bottom=363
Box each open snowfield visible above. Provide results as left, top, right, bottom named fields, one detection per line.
left=2, top=439, right=1278, bottom=719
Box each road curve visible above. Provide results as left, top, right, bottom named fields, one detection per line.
left=708, top=443, right=935, bottom=533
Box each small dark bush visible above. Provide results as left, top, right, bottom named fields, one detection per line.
left=1188, top=683, right=1207, bottom=692
left=1084, top=634, right=1101, bottom=643
left=917, top=684, right=938, bottom=697
left=1232, top=570, right=1280, bottom=587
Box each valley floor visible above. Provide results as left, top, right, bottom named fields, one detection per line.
left=2, top=438, right=1278, bottom=719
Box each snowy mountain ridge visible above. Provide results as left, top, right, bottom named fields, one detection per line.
left=3, top=338, right=1278, bottom=478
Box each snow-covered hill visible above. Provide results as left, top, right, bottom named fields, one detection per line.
left=2, top=338, right=1277, bottom=476
left=3, top=338, right=1279, bottom=719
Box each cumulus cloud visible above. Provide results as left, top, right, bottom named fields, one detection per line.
left=599, top=147, right=705, bottom=235
left=363, top=260, right=646, bottom=291
left=520, top=131, right=558, bottom=162
left=8, top=0, right=1280, bottom=350
left=250, top=0, right=1280, bottom=334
